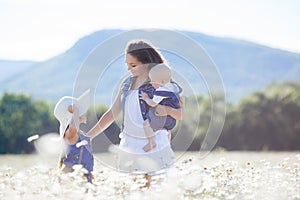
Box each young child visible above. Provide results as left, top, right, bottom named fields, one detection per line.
left=140, top=63, right=182, bottom=152
left=54, top=90, right=94, bottom=183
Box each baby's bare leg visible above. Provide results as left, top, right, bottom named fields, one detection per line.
left=143, top=120, right=156, bottom=152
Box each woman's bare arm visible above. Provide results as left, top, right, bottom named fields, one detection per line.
left=88, top=91, right=122, bottom=140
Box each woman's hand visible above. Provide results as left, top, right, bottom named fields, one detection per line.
left=79, top=114, right=87, bottom=124
left=155, top=96, right=185, bottom=120
left=155, top=104, right=168, bottom=116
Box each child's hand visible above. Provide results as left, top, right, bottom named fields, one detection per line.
left=139, top=92, right=149, bottom=100
left=68, top=105, right=79, bottom=113
left=68, top=105, right=74, bottom=113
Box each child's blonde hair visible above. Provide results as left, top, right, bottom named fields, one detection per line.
left=149, top=63, right=172, bottom=83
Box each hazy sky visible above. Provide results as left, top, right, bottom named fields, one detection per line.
left=1, top=0, right=299, bottom=61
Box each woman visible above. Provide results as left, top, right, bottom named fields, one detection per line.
left=88, top=40, right=184, bottom=174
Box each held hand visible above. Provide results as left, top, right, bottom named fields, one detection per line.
left=155, top=104, right=168, bottom=116
left=79, top=114, right=87, bottom=124
left=139, top=92, right=149, bottom=101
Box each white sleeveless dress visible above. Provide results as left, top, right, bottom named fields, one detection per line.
left=118, top=90, right=175, bottom=174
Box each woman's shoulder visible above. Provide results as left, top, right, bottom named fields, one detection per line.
left=121, top=75, right=136, bottom=94
left=122, top=75, right=138, bottom=85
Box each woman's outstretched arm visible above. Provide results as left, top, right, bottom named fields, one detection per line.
left=155, top=96, right=185, bottom=120
left=88, top=91, right=122, bottom=140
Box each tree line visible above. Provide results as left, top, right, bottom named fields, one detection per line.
left=180, top=81, right=300, bottom=151
left=0, top=81, right=299, bottom=154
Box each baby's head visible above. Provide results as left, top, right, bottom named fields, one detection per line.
left=149, top=63, right=172, bottom=89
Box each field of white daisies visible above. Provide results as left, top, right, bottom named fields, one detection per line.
left=0, top=151, right=299, bottom=200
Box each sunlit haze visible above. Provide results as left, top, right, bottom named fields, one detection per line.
left=0, top=0, right=299, bottom=61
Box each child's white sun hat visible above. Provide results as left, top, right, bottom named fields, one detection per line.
left=54, top=89, right=90, bottom=138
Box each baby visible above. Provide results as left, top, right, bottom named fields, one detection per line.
left=140, top=63, right=182, bottom=152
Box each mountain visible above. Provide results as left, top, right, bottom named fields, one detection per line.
left=1, top=29, right=300, bottom=104
left=0, top=60, right=38, bottom=81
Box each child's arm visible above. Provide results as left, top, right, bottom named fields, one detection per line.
left=64, top=105, right=80, bottom=144
left=140, top=92, right=158, bottom=107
